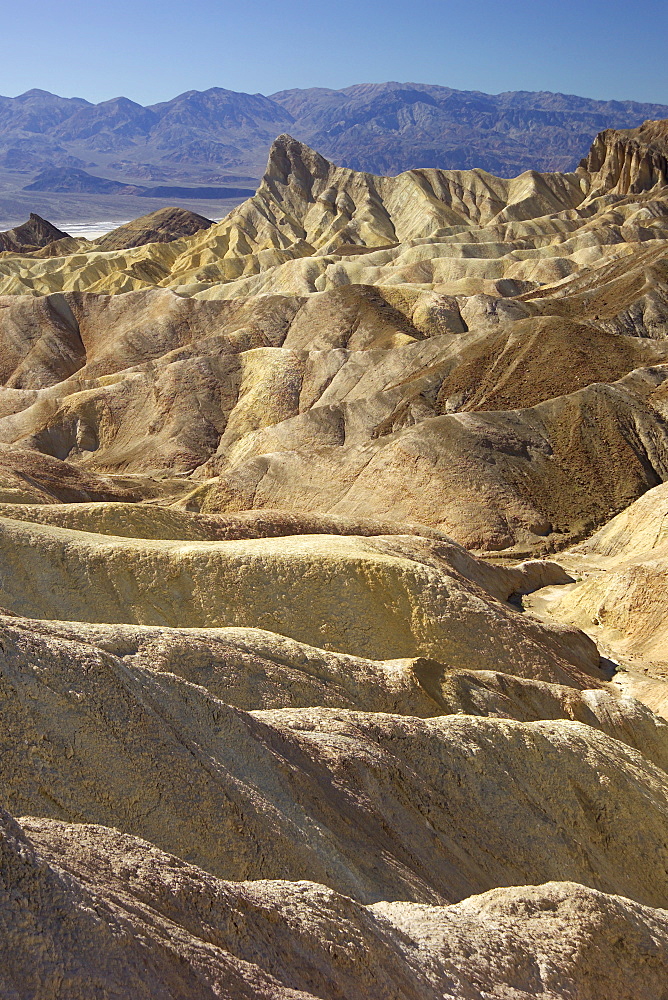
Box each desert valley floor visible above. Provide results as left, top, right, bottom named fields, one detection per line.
left=2, top=121, right=668, bottom=998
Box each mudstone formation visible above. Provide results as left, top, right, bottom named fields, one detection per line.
left=2, top=120, right=668, bottom=998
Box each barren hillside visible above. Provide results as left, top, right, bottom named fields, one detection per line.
left=2, top=121, right=668, bottom=998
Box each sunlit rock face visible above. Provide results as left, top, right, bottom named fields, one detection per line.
left=3, top=121, right=668, bottom=999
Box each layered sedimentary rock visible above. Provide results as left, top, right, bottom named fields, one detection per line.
left=3, top=121, right=668, bottom=997
left=5, top=810, right=668, bottom=1000
left=0, top=212, right=69, bottom=253
left=581, top=119, right=668, bottom=196
left=93, top=206, right=214, bottom=250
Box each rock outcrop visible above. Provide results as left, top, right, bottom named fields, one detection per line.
left=3, top=123, right=668, bottom=996
left=581, top=119, right=668, bottom=196
left=93, top=206, right=213, bottom=250
left=0, top=212, right=69, bottom=253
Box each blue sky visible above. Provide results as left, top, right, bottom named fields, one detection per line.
left=2, top=0, right=667, bottom=106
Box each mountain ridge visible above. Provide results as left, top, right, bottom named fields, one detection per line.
left=2, top=80, right=668, bottom=182
left=3, top=117, right=668, bottom=996
left=4, top=79, right=668, bottom=228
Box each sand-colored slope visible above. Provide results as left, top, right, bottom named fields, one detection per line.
left=573, top=480, right=668, bottom=559
left=0, top=283, right=448, bottom=388
left=614, top=672, right=668, bottom=723
left=1, top=127, right=668, bottom=556
left=0, top=445, right=139, bottom=504
left=0, top=514, right=601, bottom=679
left=0, top=125, right=663, bottom=304
left=4, top=297, right=667, bottom=458
left=554, top=544, right=668, bottom=670
left=0, top=501, right=453, bottom=541
left=189, top=367, right=668, bottom=551
left=9, top=612, right=668, bottom=770
left=0, top=293, right=84, bottom=388
left=7, top=282, right=665, bottom=398
left=0, top=814, right=668, bottom=1000
left=4, top=810, right=667, bottom=1000
left=535, top=482, right=668, bottom=671
left=2, top=615, right=668, bottom=906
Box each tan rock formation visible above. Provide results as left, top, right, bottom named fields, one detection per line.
left=573, top=480, right=668, bottom=560
left=549, top=490, right=668, bottom=671
left=2, top=124, right=668, bottom=300
left=1, top=611, right=666, bottom=905
left=0, top=446, right=139, bottom=504
left=3, top=121, right=668, bottom=993
left=0, top=514, right=602, bottom=678
left=581, top=119, right=668, bottom=196
left=93, top=206, right=213, bottom=251
left=4, top=810, right=668, bottom=1000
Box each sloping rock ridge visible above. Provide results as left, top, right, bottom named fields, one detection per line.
left=2, top=120, right=668, bottom=998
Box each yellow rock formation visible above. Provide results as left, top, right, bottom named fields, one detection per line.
left=3, top=121, right=668, bottom=997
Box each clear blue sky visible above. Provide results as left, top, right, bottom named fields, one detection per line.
left=2, top=0, right=667, bottom=106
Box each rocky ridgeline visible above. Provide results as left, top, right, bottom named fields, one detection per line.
left=2, top=120, right=668, bottom=998
left=582, top=119, right=668, bottom=195
left=0, top=212, right=68, bottom=252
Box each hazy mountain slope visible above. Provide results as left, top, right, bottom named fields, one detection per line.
left=272, top=81, right=668, bottom=175
left=2, top=82, right=668, bottom=183
left=0, top=89, right=90, bottom=132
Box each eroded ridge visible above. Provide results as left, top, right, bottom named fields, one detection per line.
left=2, top=121, right=668, bottom=998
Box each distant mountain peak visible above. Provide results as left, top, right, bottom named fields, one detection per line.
left=17, top=88, right=57, bottom=98
left=3, top=81, right=668, bottom=225
left=12, top=88, right=90, bottom=104
left=0, top=212, right=69, bottom=252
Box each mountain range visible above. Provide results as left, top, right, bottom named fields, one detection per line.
left=4, top=116, right=668, bottom=997
left=2, top=81, right=668, bottom=225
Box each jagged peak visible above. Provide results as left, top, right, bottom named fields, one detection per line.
left=263, top=133, right=334, bottom=187
left=0, top=213, right=72, bottom=256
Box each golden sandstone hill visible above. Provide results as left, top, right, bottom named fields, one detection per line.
left=3, top=122, right=668, bottom=998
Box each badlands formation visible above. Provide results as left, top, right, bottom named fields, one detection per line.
left=2, top=122, right=668, bottom=997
